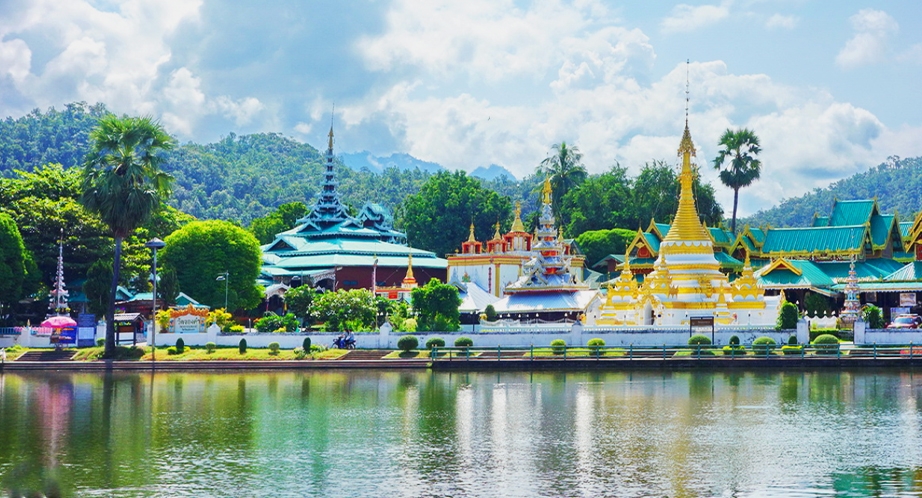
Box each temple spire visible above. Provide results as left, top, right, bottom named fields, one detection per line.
left=510, top=201, right=525, bottom=232
left=467, top=223, right=477, bottom=243
left=402, top=253, right=418, bottom=288
left=663, top=83, right=709, bottom=245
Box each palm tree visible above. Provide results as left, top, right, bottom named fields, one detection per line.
left=80, top=115, right=174, bottom=357
left=712, top=128, right=762, bottom=233
left=537, top=141, right=587, bottom=227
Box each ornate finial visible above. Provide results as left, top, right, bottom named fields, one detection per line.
left=493, top=221, right=502, bottom=240
left=623, top=250, right=631, bottom=271
left=402, top=253, right=417, bottom=288
left=511, top=201, right=525, bottom=232
left=467, top=223, right=476, bottom=242
left=328, top=104, right=335, bottom=151
left=685, top=59, right=690, bottom=126
left=543, top=176, right=552, bottom=205
left=744, top=251, right=751, bottom=267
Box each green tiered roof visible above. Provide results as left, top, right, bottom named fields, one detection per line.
left=260, top=126, right=446, bottom=285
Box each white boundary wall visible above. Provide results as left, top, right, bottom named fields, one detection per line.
left=854, top=321, right=922, bottom=345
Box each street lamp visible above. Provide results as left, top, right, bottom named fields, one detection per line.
left=216, top=272, right=229, bottom=311
left=144, top=238, right=166, bottom=362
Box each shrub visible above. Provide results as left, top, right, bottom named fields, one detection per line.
left=454, top=336, right=473, bottom=348
left=255, top=312, right=300, bottom=333
left=809, top=328, right=839, bottom=342
left=722, top=345, right=746, bottom=356
left=239, top=338, right=247, bottom=354
left=205, top=342, right=216, bottom=353
left=777, top=301, right=799, bottom=330
left=812, top=334, right=840, bottom=355
left=587, top=338, right=605, bottom=349
left=729, top=335, right=740, bottom=345
left=425, top=337, right=446, bottom=349
left=268, top=342, right=280, bottom=354
left=293, top=346, right=307, bottom=360
left=397, top=335, right=419, bottom=352
left=781, top=345, right=803, bottom=355
left=96, top=337, right=105, bottom=347
left=402, top=318, right=418, bottom=333
left=175, top=337, right=185, bottom=354
left=167, top=346, right=178, bottom=355
left=309, top=344, right=325, bottom=353
left=227, top=325, right=244, bottom=334
left=484, top=304, right=498, bottom=322
left=302, top=337, right=312, bottom=351
left=752, top=336, right=776, bottom=354
left=787, top=335, right=798, bottom=345
left=551, top=339, right=567, bottom=355
left=688, top=334, right=712, bottom=346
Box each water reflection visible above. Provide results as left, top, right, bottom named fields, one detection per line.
left=2, top=370, right=922, bottom=497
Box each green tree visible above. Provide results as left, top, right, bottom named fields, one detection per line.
left=0, top=213, right=33, bottom=321
left=249, top=201, right=308, bottom=244
left=80, top=115, right=174, bottom=357
left=559, top=165, right=631, bottom=235
left=160, top=220, right=263, bottom=312
left=157, top=267, right=180, bottom=307
left=83, top=259, right=113, bottom=318
left=713, top=128, right=762, bottom=233
left=411, top=278, right=462, bottom=332
left=284, top=284, right=317, bottom=323
left=575, top=228, right=636, bottom=269
left=402, top=171, right=512, bottom=257
left=627, top=160, right=723, bottom=228
left=310, top=289, right=377, bottom=331
left=537, top=141, right=587, bottom=227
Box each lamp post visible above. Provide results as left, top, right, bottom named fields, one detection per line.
left=144, top=238, right=166, bottom=362
left=216, top=272, right=229, bottom=311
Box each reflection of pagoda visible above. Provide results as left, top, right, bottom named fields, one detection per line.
left=598, top=119, right=782, bottom=326
left=488, top=178, right=599, bottom=322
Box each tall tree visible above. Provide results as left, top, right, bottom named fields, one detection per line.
left=713, top=128, right=762, bottom=233
left=80, top=115, right=174, bottom=357
left=559, top=164, right=631, bottom=235
left=402, top=171, right=512, bottom=257
left=160, top=220, right=264, bottom=312
left=411, top=278, right=462, bottom=332
left=537, top=141, right=587, bottom=229
left=0, top=213, right=33, bottom=323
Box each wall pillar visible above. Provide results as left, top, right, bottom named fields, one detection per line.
left=796, top=319, right=809, bottom=345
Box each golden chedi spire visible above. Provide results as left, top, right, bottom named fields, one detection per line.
left=402, top=253, right=417, bottom=288
left=662, top=121, right=711, bottom=246
left=493, top=221, right=502, bottom=240
left=511, top=201, right=526, bottom=232
left=467, top=223, right=477, bottom=243
left=543, top=176, right=552, bottom=205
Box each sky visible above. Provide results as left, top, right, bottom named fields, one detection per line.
left=2, top=0, right=921, bottom=216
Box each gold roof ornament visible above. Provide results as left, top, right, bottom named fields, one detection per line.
left=543, top=176, right=553, bottom=205
left=662, top=121, right=711, bottom=246
left=402, top=253, right=417, bottom=288
left=493, top=221, right=502, bottom=240
left=328, top=126, right=334, bottom=151
left=511, top=201, right=526, bottom=232
left=467, top=223, right=477, bottom=243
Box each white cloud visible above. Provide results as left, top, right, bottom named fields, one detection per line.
left=836, top=9, right=898, bottom=69
left=0, top=38, right=32, bottom=83
left=765, top=14, right=798, bottom=30
left=661, top=2, right=731, bottom=34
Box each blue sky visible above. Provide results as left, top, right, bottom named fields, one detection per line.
left=1, top=0, right=921, bottom=216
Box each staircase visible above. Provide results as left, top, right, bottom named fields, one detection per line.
left=340, top=350, right=390, bottom=361
left=16, top=349, right=76, bottom=362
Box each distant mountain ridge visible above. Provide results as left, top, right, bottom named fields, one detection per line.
left=741, top=156, right=922, bottom=228
left=340, top=151, right=516, bottom=181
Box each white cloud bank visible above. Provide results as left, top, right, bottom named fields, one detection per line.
left=836, top=9, right=898, bottom=69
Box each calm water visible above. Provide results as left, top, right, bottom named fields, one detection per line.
left=1, top=369, right=922, bottom=497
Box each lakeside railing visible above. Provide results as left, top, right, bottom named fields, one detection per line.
left=429, top=343, right=922, bottom=361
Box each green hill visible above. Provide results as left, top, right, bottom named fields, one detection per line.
left=741, top=156, right=922, bottom=228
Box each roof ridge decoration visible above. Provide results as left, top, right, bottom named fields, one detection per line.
left=510, top=201, right=526, bottom=232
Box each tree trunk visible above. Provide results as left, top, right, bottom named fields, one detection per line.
left=105, top=236, right=123, bottom=358
left=731, top=188, right=740, bottom=234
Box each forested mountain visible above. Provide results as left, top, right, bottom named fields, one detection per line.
left=741, top=156, right=922, bottom=228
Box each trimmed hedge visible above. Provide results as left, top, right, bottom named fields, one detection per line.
left=722, top=345, right=747, bottom=356
left=688, top=334, right=712, bottom=346
left=752, top=336, right=776, bottom=354
left=268, top=342, right=280, bottom=354
left=238, top=338, right=247, bottom=354
left=812, top=334, right=840, bottom=355
left=425, top=337, right=446, bottom=349
left=205, top=342, right=216, bottom=353
left=397, top=335, right=419, bottom=352
left=454, top=337, right=474, bottom=347
left=550, top=339, right=566, bottom=355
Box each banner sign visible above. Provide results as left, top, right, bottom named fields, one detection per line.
left=77, top=313, right=96, bottom=347
left=900, top=293, right=916, bottom=307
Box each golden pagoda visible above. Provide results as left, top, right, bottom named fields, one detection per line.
left=598, top=120, right=782, bottom=326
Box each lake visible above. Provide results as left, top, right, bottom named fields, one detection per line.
left=1, top=369, right=921, bottom=497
